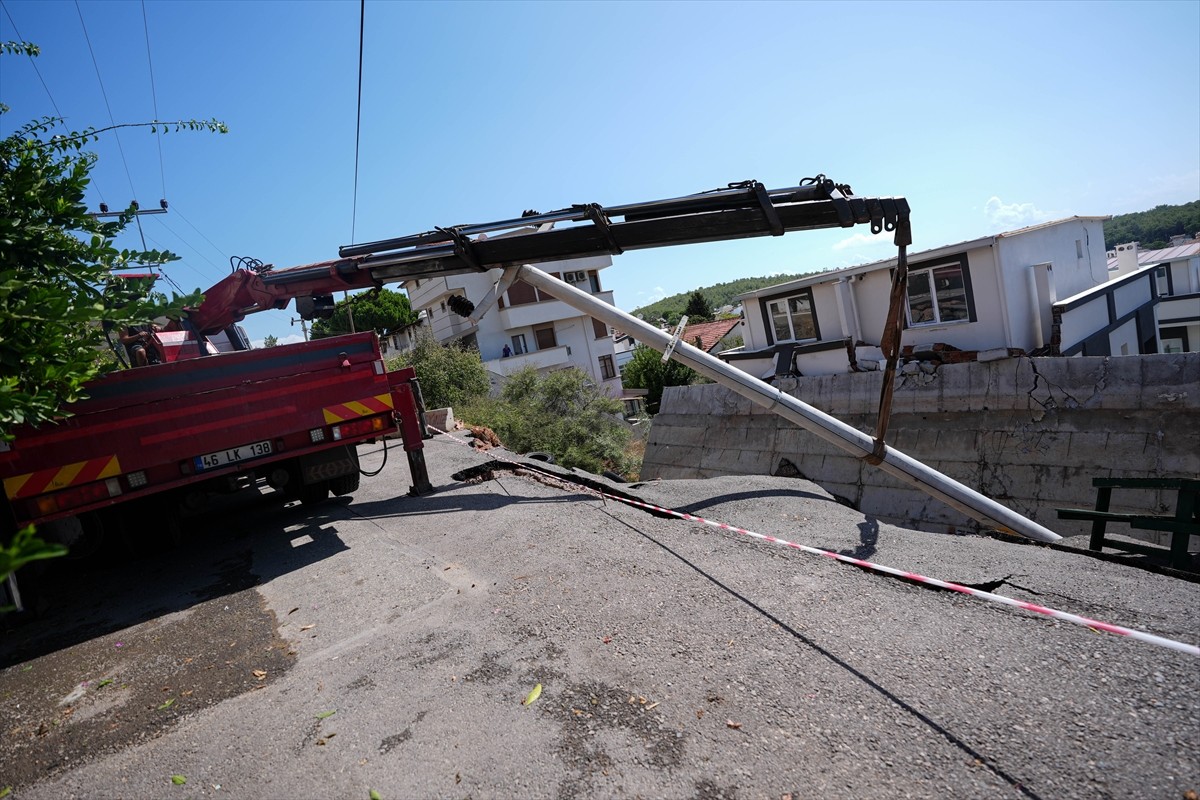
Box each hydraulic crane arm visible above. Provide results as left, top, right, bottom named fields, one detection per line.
left=184, top=177, right=910, bottom=334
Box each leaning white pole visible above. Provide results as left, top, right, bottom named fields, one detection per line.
left=518, top=264, right=1062, bottom=544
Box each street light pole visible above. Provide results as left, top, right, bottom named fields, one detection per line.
left=290, top=317, right=309, bottom=342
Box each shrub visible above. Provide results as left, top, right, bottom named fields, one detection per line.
left=386, top=330, right=489, bottom=410
left=458, top=367, right=635, bottom=476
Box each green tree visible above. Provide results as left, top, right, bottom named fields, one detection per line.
left=1, top=102, right=224, bottom=433
left=262, top=334, right=279, bottom=348
left=683, top=289, right=713, bottom=322
left=310, top=287, right=418, bottom=339
left=621, top=344, right=699, bottom=414
left=459, top=367, right=632, bottom=475
left=387, top=329, right=489, bottom=409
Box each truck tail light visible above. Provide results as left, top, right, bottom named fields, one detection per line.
left=310, top=428, right=326, bottom=443
left=127, top=470, right=148, bottom=489
left=332, top=416, right=386, bottom=441
left=31, top=478, right=121, bottom=516
left=373, top=360, right=385, bottom=375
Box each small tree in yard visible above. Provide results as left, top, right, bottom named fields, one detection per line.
left=460, top=367, right=633, bottom=476
left=310, top=287, right=418, bottom=339
left=621, top=344, right=699, bottom=414
left=387, top=329, right=489, bottom=410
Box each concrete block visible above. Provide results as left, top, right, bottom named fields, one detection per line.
left=809, top=454, right=863, bottom=485
left=648, top=423, right=709, bottom=449
left=935, top=426, right=981, bottom=455
left=424, top=407, right=454, bottom=434
left=977, top=347, right=1011, bottom=363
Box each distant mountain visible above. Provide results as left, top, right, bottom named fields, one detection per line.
left=1104, top=200, right=1199, bottom=251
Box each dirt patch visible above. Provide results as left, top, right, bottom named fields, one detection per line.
left=0, top=587, right=292, bottom=792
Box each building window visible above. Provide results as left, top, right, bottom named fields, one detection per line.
left=511, top=333, right=527, bottom=355
left=534, top=325, right=557, bottom=350
left=591, top=317, right=608, bottom=339
left=599, top=354, right=616, bottom=380
left=588, top=271, right=601, bottom=293
left=906, top=261, right=972, bottom=326
left=765, top=291, right=816, bottom=342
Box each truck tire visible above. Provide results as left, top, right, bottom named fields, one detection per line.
left=330, top=471, right=360, bottom=497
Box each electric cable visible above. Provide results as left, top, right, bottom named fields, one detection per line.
left=0, top=1, right=64, bottom=124
left=140, top=0, right=167, bottom=201
left=149, top=214, right=227, bottom=281
left=75, top=0, right=138, bottom=204
left=350, top=0, right=365, bottom=244
left=169, top=203, right=230, bottom=264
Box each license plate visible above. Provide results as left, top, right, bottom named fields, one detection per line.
left=193, top=440, right=273, bottom=472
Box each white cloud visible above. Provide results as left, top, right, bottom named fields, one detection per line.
left=636, top=286, right=666, bottom=304
left=832, top=232, right=893, bottom=252
left=984, top=196, right=1051, bottom=229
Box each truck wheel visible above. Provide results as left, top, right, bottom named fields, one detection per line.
left=299, top=481, right=330, bottom=506
left=329, top=471, right=360, bottom=497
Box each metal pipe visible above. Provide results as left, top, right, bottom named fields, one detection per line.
left=518, top=264, right=1062, bottom=544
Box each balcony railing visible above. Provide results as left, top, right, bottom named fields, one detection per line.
left=484, top=345, right=570, bottom=376
left=499, top=290, right=615, bottom=330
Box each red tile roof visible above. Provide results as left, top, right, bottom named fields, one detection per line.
left=682, top=319, right=740, bottom=352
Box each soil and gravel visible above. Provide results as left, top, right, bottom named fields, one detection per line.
left=1, top=434, right=1197, bottom=799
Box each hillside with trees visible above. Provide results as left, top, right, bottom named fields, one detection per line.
left=1103, top=200, right=1199, bottom=250
left=630, top=273, right=810, bottom=325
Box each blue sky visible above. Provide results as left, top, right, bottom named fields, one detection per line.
left=3, top=0, right=1198, bottom=346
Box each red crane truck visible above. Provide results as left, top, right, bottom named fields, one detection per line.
left=1, top=176, right=912, bottom=601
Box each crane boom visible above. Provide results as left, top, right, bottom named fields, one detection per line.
left=185, top=177, right=909, bottom=334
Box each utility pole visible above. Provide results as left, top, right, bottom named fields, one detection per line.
left=344, top=291, right=356, bottom=333
left=290, top=317, right=309, bottom=342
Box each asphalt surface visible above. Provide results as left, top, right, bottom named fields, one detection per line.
left=1, top=433, right=1197, bottom=800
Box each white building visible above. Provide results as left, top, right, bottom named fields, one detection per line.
left=719, top=216, right=1170, bottom=378
left=1104, top=236, right=1200, bottom=354
left=401, top=255, right=624, bottom=397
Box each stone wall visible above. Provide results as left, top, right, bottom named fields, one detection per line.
left=640, top=354, right=1199, bottom=545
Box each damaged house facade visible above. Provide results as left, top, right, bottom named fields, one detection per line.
left=720, top=216, right=1188, bottom=378
left=402, top=254, right=625, bottom=397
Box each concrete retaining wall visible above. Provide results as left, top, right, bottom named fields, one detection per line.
left=640, top=354, right=1200, bottom=545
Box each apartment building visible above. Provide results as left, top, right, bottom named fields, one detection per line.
left=401, top=254, right=624, bottom=396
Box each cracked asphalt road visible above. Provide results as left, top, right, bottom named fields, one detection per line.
left=1, top=434, right=1197, bottom=799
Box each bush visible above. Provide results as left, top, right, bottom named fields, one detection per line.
left=458, top=367, right=635, bottom=477
left=386, top=330, right=489, bottom=410
left=620, top=344, right=700, bottom=414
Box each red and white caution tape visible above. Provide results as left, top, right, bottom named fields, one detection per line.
left=430, top=427, right=1200, bottom=658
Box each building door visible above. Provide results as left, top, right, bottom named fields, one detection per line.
left=510, top=333, right=527, bottom=355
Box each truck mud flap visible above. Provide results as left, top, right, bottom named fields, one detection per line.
left=297, top=445, right=359, bottom=486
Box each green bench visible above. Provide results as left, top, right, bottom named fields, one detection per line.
left=1057, top=478, right=1199, bottom=570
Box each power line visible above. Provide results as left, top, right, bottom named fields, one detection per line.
left=149, top=214, right=226, bottom=281
left=169, top=203, right=230, bottom=264
left=350, top=0, right=365, bottom=244
left=140, top=0, right=167, bottom=200
left=75, top=0, right=138, bottom=203
left=0, top=1, right=64, bottom=129
left=140, top=227, right=219, bottom=288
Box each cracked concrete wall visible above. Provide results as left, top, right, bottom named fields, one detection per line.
left=640, top=354, right=1199, bottom=546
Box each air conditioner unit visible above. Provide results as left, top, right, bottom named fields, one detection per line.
left=564, top=271, right=586, bottom=283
